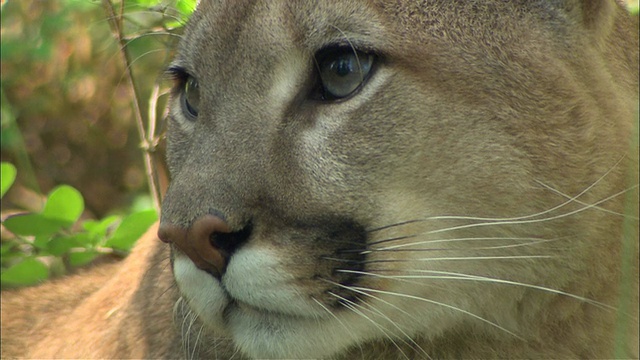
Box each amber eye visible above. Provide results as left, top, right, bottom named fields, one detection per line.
left=182, top=76, right=200, bottom=118
left=316, top=47, right=375, bottom=100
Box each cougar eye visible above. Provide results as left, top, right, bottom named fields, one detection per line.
left=182, top=76, right=200, bottom=118
left=315, top=46, right=375, bottom=100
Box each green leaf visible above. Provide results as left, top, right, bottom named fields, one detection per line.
left=3, top=213, right=69, bottom=237
left=1, top=162, right=17, bottom=198
left=128, top=0, right=155, bottom=6
left=33, top=234, right=52, bottom=250
left=0, top=241, right=17, bottom=256
left=42, top=185, right=84, bottom=224
left=69, top=250, right=100, bottom=268
left=176, top=0, right=197, bottom=19
left=105, top=209, right=157, bottom=251
left=47, top=235, right=83, bottom=256
left=1, top=257, right=49, bottom=286
left=72, top=231, right=99, bottom=248
left=0, top=241, right=23, bottom=267
left=82, top=215, right=119, bottom=238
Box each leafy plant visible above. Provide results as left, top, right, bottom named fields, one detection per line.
left=1, top=162, right=158, bottom=288
left=0, top=162, right=16, bottom=198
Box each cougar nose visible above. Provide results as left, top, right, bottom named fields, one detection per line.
left=158, top=214, right=232, bottom=278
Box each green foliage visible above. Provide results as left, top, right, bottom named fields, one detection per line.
left=43, top=185, right=84, bottom=224
left=1, top=0, right=196, bottom=216
left=1, top=162, right=158, bottom=288
left=1, top=258, right=49, bottom=288
left=105, top=209, right=158, bottom=251
left=0, top=162, right=16, bottom=198
left=0, top=0, right=198, bottom=289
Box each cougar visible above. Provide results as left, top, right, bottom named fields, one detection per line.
left=2, top=0, right=638, bottom=359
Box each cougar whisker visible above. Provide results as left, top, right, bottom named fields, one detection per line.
left=337, top=269, right=618, bottom=312
left=328, top=292, right=414, bottom=360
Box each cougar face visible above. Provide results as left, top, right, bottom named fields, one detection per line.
left=159, top=1, right=637, bottom=358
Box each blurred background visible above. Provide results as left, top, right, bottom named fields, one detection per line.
left=1, top=0, right=194, bottom=218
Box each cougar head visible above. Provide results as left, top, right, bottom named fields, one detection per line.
left=158, top=1, right=637, bottom=358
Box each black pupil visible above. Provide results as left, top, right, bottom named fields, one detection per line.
left=185, top=77, right=199, bottom=116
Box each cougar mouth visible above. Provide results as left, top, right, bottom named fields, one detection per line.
left=172, top=216, right=371, bottom=321
left=222, top=297, right=310, bottom=321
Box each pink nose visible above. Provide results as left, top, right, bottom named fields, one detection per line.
left=158, top=214, right=231, bottom=277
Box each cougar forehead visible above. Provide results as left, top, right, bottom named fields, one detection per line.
left=168, top=0, right=630, bottom=226
left=160, top=0, right=637, bottom=359
left=166, top=1, right=392, bottom=225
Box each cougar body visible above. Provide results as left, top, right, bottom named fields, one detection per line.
left=2, top=1, right=638, bottom=359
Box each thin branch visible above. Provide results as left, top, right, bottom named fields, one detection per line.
left=101, top=0, right=162, bottom=213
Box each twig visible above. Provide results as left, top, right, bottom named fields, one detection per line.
left=101, top=0, right=162, bottom=213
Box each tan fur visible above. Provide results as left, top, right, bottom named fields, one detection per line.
left=1, top=224, right=185, bottom=359
left=2, top=1, right=638, bottom=359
